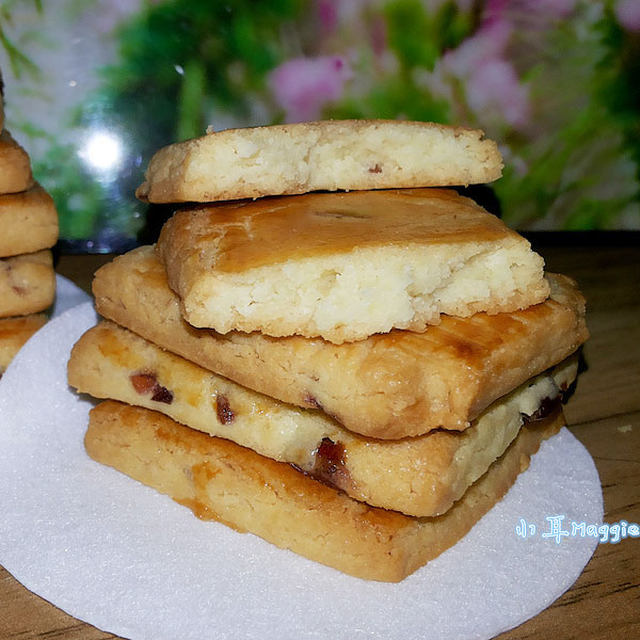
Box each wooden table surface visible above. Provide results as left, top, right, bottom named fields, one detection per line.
left=1, top=234, right=639, bottom=639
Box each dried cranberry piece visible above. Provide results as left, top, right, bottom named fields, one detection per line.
left=312, top=437, right=350, bottom=490
left=130, top=371, right=173, bottom=404
left=303, top=393, right=323, bottom=411
left=522, top=395, right=562, bottom=425
left=130, top=372, right=157, bottom=394
left=151, top=385, right=173, bottom=404
left=216, top=394, right=235, bottom=424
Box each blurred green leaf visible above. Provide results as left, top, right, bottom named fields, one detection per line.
left=384, top=0, right=439, bottom=70
left=177, top=58, right=206, bottom=141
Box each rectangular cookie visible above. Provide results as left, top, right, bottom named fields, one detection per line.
left=0, top=129, right=33, bottom=195
left=93, top=246, right=588, bottom=439
left=156, top=188, right=549, bottom=343
left=0, top=184, right=59, bottom=257
left=0, top=313, right=47, bottom=375
left=136, top=119, right=503, bottom=204
left=68, top=320, right=577, bottom=517
left=85, top=400, right=565, bottom=582
left=0, top=250, right=56, bottom=317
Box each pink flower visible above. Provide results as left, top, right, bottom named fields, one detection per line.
left=467, top=59, right=530, bottom=127
left=439, top=14, right=530, bottom=130
left=268, top=56, right=352, bottom=122
left=442, top=20, right=512, bottom=75
left=615, top=0, right=640, bottom=31
left=317, top=0, right=338, bottom=34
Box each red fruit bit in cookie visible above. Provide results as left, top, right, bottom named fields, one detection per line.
left=303, top=393, right=323, bottom=410
left=130, top=372, right=157, bottom=394
left=130, top=371, right=174, bottom=404
left=151, top=384, right=174, bottom=404
left=216, top=394, right=235, bottom=425
left=313, top=437, right=350, bottom=491
left=521, top=395, right=561, bottom=426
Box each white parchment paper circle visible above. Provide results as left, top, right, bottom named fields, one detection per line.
left=0, top=303, right=603, bottom=640
left=52, top=274, right=92, bottom=317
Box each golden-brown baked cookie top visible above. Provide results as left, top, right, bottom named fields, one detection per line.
left=0, top=129, right=33, bottom=195
left=0, top=313, right=47, bottom=374
left=93, top=246, right=588, bottom=439
left=136, top=119, right=503, bottom=203
left=159, top=188, right=515, bottom=272
left=0, top=184, right=59, bottom=257
left=0, top=250, right=56, bottom=317
left=157, top=188, right=549, bottom=342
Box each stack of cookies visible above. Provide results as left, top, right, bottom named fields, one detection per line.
left=68, top=121, right=588, bottom=582
left=0, top=70, right=58, bottom=377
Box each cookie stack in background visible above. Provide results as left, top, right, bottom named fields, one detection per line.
left=68, top=121, right=589, bottom=581
left=0, top=69, right=59, bottom=377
